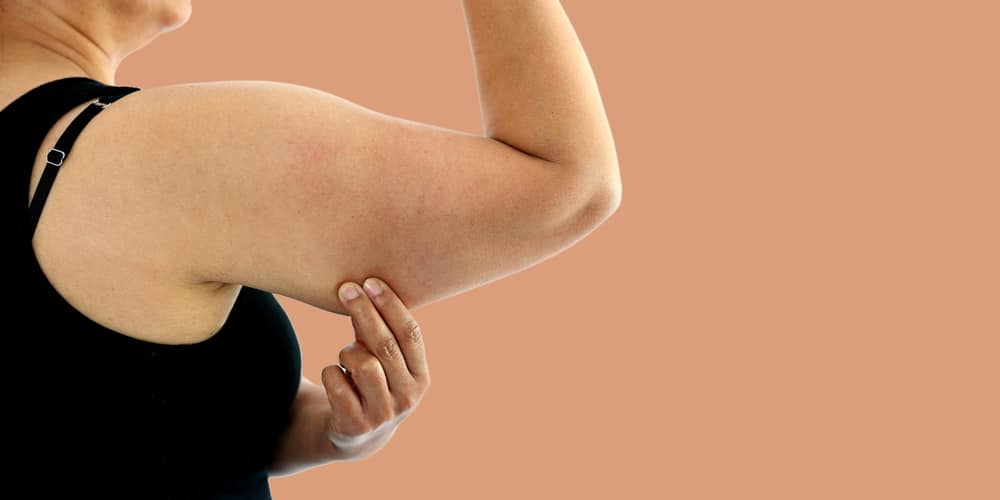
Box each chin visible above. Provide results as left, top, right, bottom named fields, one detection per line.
left=160, top=0, right=193, bottom=32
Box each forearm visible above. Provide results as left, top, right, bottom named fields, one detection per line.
left=462, top=0, right=620, bottom=181
left=269, top=376, right=399, bottom=476
left=268, top=377, right=347, bottom=477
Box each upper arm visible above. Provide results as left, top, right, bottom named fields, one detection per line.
left=106, top=80, right=619, bottom=314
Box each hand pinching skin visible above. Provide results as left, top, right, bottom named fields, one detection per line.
left=321, top=277, right=430, bottom=452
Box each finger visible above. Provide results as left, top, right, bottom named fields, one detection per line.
left=339, top=281, right=415, bottom=393
left=361, top=277, right=429, bottom=381
left=338, top=342, right=394, bottom=422
left=320, top=364, right=364, bottom=433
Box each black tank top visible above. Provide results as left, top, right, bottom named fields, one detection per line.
left=4, top=77, right=303, bottom=499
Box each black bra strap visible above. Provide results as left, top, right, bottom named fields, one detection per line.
left=27, top=90, right=139, bottom=238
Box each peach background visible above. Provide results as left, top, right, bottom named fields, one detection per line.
left=117, top=1, right=998, bottom=499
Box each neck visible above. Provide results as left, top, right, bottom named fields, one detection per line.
left=0, top=6, right=119, bottom=86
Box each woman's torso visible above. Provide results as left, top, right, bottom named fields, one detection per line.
left=3, top=75, right=303, bottom=499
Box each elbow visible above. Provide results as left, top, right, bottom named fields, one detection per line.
left=584, top=166, right=623, bottom=223
left=598, top=173, right=623, bottom=219
left=564, top=167, right=622, bottom=234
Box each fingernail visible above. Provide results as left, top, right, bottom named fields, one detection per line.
left=363, top=277, right=383, bottom=297
left=340, top=283, right=362, bottom=302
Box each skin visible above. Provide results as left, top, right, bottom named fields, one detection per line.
left=1, top=0, right=428, bottom=472
left=0, top=0, right=192, bottom=85
left=4, top=0, right=619, bottom=477
left=3, top=1, right=619, bottom=341
left=270, top=277, right=431, bottom=475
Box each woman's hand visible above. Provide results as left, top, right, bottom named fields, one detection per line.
left=321, top=277, right=431, bottom=456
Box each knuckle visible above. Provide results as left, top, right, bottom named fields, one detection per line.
left=375, top=337, right=398, bottom=361
left=403, top=319, right=422, bottom=344
left=415, top=371, right=431, bottom=389
left=322, top=365, right=342, bottom=384
left=330, top=383, right=348, bottom=397
left=396, top=393, right=418, bottom=412
left=326, top=384, right=348, bottom=399
left=339, top=343, right=361, bottom=365
left=357, top=357, right=381, bottom=375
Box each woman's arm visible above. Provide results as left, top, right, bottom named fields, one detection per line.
left=85, top=1, right=621, bottom=318
left=269, top=376, right=399, bottom=476
left=268, top=376, right=342, bottom=477
left=462, top=0, right=622, bottom=185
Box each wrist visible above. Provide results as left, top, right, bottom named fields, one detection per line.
left=329, top=422, right=401, bottom=462
left=269, top=385, right=344, bottom=476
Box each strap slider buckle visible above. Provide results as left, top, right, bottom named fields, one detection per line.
left=46, top=148, right=66, bottom=167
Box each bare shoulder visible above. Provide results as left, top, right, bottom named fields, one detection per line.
left=26, top=83, right=298, bottom=344
left=28, top=80, right=335, bottom=345
left=99, top=80, right=370, bottom=181
left=109, top=79, right=365, bottom=147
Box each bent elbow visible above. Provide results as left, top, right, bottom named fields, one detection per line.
left=561, top=168, right=622, bottom=237
left=584, top=166, right=623, bottom=222
left=598, top=173, right=623, bottom=219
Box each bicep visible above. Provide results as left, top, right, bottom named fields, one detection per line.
left=134, top=81, right=613, bottom=314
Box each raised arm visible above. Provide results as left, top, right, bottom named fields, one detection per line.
left=81, top=1, right=621, bottom=315
left=462, top=0, right=621, bottom=185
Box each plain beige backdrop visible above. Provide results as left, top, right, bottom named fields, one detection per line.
left=115, top=1, right=998, bottom=499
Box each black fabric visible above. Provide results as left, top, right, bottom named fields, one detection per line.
left=27, top=90, right=139, bottom=237
left=4, top=77, right=303, bottom=499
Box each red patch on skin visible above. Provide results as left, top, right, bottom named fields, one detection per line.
left=286, top=135, right=341, bottom=166
left=279, top=134, right=346, bottom=202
